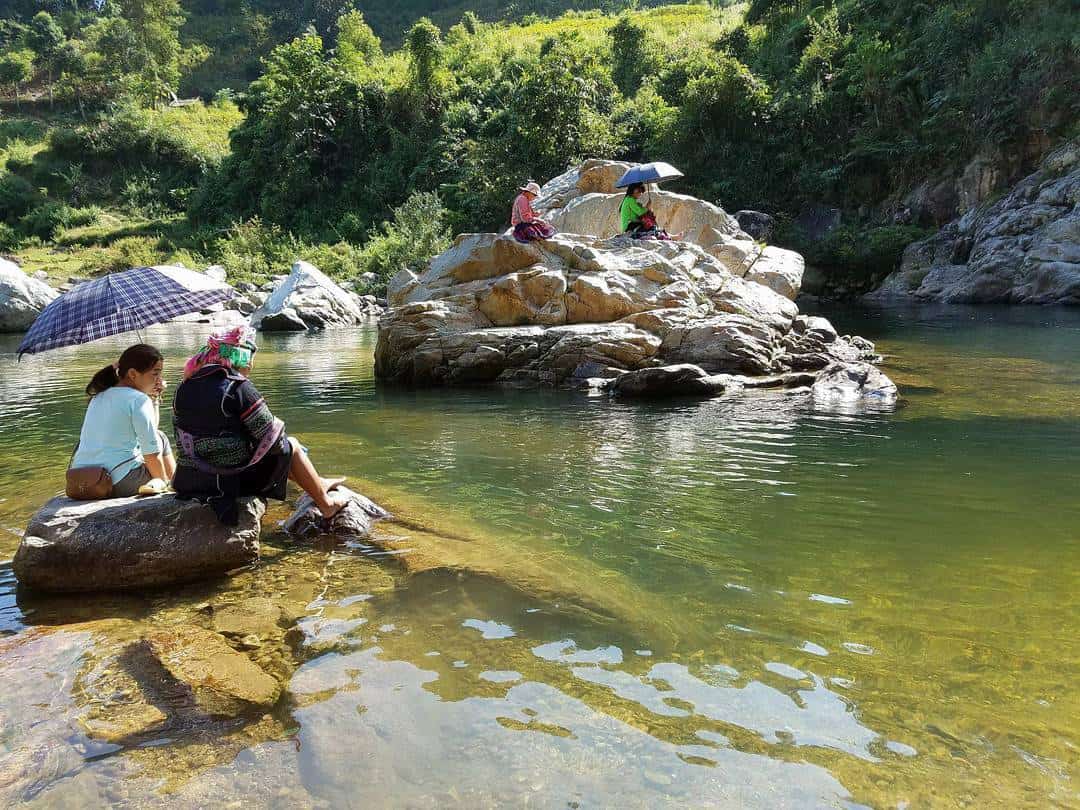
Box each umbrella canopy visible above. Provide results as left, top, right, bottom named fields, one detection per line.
left=17, top=265, right=234, bottom=358
left=614, top=161, right=684, bottom=189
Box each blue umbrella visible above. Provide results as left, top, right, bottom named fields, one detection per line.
left=18, top=265, right=234, bottom=358
left=614, top=161, right=684, bottom=189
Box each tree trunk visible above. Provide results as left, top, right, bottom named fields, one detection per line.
left=12, top=83, right=19, bottom=111
left=48, top=68, right=54, bottom=108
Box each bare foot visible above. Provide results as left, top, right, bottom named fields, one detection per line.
left=322, top=476, right=347, bottom=492
left=319, top=491, right=351, bottom=521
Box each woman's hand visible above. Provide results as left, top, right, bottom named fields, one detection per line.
left=151, top=377, right=167, bottom=401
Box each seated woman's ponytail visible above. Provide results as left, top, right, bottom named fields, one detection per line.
left=86, top=344, right=163, bottom=397
left=86, top=364, right=120, bottom=397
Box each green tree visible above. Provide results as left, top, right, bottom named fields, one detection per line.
left=406, top=17, right=444, bottom=102
left=505, top=36, right=621, bottom=180
left=460, top=11, right=480, bottom=36
left=608, top=12, right=652, bottom=97
left=0, top=49, right=35, bottom=111
left=357, top=190, right=451, bottom=286
left=106, top=0, right=188, bottom=105
left=335, top=9, right=381, bottom=77
left=27, top=11, right=65, bottom=107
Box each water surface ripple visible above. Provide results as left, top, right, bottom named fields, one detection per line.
left=0, top=303, right=1078, bottom=808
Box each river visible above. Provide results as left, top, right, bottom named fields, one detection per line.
left=1, top=303, right=1078, bottom=808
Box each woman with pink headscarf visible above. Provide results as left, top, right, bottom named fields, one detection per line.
left=171, top=326, right=348, bottom=525
left=510, top=181, right=556, bottom=243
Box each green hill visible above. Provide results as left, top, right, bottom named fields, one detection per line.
left=1, top=1, right=1075, bottom=293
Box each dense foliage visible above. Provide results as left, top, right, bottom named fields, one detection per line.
left=1, top=1, right=1076, bottom=291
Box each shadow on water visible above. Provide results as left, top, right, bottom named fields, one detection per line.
left=1, top=305, right=1079, bottom=807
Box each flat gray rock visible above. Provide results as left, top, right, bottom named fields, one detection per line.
left=13, top=495, right=263, bottom=592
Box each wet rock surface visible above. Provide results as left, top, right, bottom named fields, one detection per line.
left=283, top=486, right=392, bottom=540
left=610, top=364, right=725, bottom=398
left=13, top=495, right=264, bottom=592
left=812, top=361, right=899, bottom=406
left=144, top=624, right=282, bottom=717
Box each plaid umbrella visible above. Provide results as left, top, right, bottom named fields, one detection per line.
left=17, top=265, right=234, bottom=358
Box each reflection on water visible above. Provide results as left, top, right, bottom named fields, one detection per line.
left=1, top=304, right=1079, bottom=808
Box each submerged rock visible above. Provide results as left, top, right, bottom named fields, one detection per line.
left=872, top=138, right=1080, bottom=305
left=144, top=625, right=281, bottom=717
left=283, top=486, right=391, bottom=540
left=375, top=162, right=891, bottom=401
left=0, top=258, right=58, bottom=333
left=252, top=260, right=365, bottom=331
left=209, top=597, right=286, bottom=638
left=80, top=702, right=167, bottom=743
left=13, top=495, right=263, bottom=592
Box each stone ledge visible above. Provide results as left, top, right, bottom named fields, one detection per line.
left=13, top=495, right=264, bottom=593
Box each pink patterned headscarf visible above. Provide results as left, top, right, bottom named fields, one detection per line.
left=183, top=325, right=259, bottom=379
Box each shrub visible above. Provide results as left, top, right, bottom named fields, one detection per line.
left=211, top=217, right=301, bottom=282
left=0, top=173, right=42, bottom=224
left=355, top=191, right=451, bottom=291
left=0, top=222, right=22, bottom=251
left=94, top=236, right=167, bottom=275
left=3, top=138, right=37, bottom=173
left=19, top=203, right=74, bottom=239
left=120, top=170, right=177, bottom=217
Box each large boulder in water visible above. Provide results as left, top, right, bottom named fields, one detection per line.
left=13, top=495, right=263, bottom=592
left=871, top=138, right=1080, bottom=305
left=376, top=231, right=881, bottom=390
left=374, top=162, right=889, bottom=397
left=812, top=361, right=899, bottom=406
left=0, top=258, right=57, bottom=332
left=251, top=260, right=365, bottom=331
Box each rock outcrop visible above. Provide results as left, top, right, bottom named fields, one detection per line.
left=375, top=162, right=891, bottom=401
left=0, top=258, right=57, bottom=332
left=533, top=159, right=803, bottom=299
left=872, top=139, right=1080, bottom=305
left=252, top=260, right=367, bottom=331
left=13, top=495, right=263, bottom=592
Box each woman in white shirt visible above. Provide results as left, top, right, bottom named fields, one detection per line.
left=72, top=344, right=176, bottom=497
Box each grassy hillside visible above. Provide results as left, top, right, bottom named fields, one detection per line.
left=2, top=1, right=1075, bottom=295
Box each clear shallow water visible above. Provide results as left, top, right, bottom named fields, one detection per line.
left=1, top=304, right=1078, bottom=808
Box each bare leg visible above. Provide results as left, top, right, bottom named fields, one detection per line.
left=287, top=437, right=348, bottom=519
left=157, top=431, right=177, bottom=482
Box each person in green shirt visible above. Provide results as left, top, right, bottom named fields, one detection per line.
left=619, top=183, right=682, bottom=240
left=620, top=183, right=649, bottom=233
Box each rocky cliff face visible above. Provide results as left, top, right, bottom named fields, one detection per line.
left=872, top=140, right=1080, bottom=305
left=375, top=161, right=894, bottom=403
